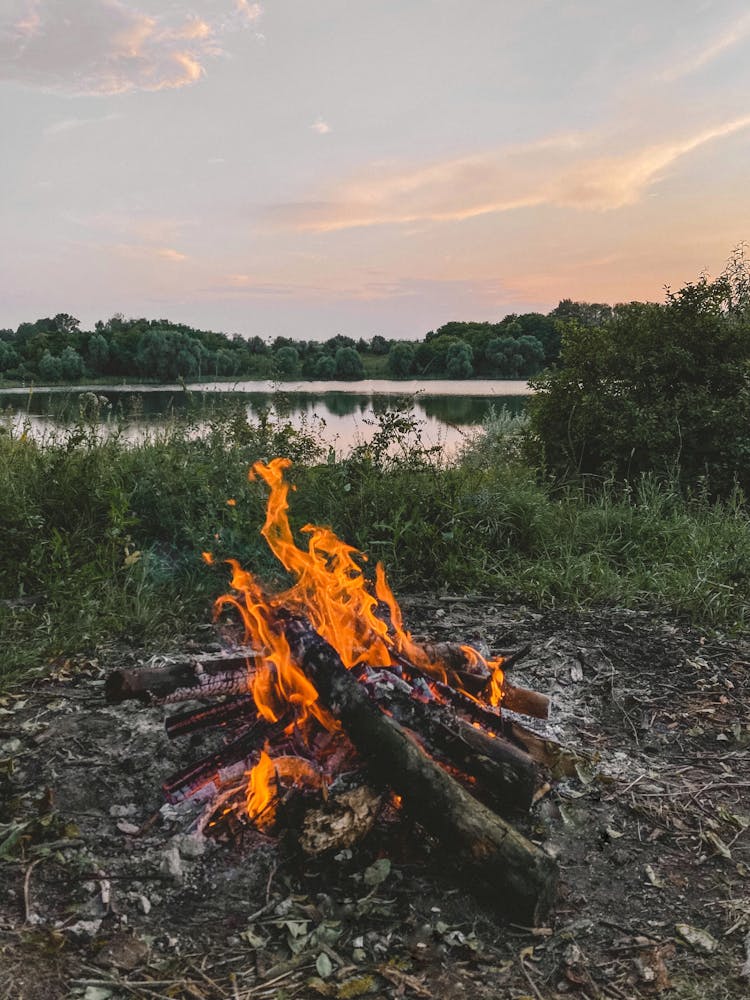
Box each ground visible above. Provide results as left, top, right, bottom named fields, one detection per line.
left=1, top=600, right=748, bottom=1000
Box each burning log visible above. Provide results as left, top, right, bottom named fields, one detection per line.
left=357, top=666, right=537, bottom=815
left=162, top=716, right=285, bottom=803
left=106, top=654, right=542, bottom=814
left=106, top=650, right=549, bottom=719
left=283, top=617, right=558, bottom=926
left=417, top=641, right=549, bottom=718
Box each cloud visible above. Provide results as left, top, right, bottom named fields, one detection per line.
left=156, top=247, right=188, bottom=261
left=44, top=112, right=121, bottom=135
left=0, top=1, right=262, bottom=95
left=269, top=117, right=750, bottom=232
left=310, top=118, right=331, bottom=135
left=661, top=12, right=750, bottom=81
left=114, top=243, right=188, bottom=262
left=235, top=0, right=262, bottom=23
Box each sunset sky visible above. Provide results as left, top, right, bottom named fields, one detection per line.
left=2, top=0, right=750, bottom=340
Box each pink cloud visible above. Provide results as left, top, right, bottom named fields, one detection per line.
left=267, top=117, right=750, bottom=232
left=0, top=1, right=261, bottom=95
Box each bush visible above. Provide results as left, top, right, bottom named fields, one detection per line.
left=528, top=251, right=750, bottom=496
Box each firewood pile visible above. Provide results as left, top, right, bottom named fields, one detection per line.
left=105, top=458, right=566, bottom=927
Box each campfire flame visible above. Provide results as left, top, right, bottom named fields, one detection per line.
left=210, top=457, right=505, bottom=826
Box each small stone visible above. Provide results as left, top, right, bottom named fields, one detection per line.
left=175, top=834, right=205, bottom=859
left=66, top=918, right=103, bottom=939
left=83, top=988, right=112, bottom=1000
left=116, top=820, right=140, bottom=835
left=109, top=804, right=137, bottom=818
left=159, top=845, right=183, bottom=882
left=138, top=895, right=152, bottom=915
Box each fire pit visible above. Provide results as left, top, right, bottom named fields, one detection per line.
left=106, top=458, right=562, bottom=925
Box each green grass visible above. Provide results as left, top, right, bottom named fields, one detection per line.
left=1, top=404, right=749, bottom=688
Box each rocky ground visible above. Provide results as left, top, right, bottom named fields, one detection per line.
left=1, top=599, right=749, bottom=1000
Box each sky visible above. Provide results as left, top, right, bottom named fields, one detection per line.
left=1, top=1, right=750, bottom=341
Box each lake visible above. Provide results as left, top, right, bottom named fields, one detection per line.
left=0, top=379, right=531, bottom=454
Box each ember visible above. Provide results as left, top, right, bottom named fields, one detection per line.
left=106, top=458, right=560, bottom=924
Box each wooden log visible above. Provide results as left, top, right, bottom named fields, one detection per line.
left=502, top=718, right=580, bottom=779
left=107, top=645, right=549, bottom=718
left=165, top=696, right=255, bottom=739
left=358, top=668, right=537, bottom=815
left=104, top=650, right=259, bottom=705
left=284, top=618, right=558, bottom=926
left=162, top=716, right=284, bottom=803
left=415, top=642, right=549, bottom=719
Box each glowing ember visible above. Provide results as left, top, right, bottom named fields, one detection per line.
left=211, top=457, right=506, bottom=826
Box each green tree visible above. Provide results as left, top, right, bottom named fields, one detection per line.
left=315, top=354, right=337, bottom=378
left=0, top=342, right=19, bottom=372
left=445, top=341, right=474, bottom=378
left=486, top=336, right=523, bottom=376
left=334, top=346, right=364, bottom=379
left=387, top=342, right=416, bottom=377
left=274, top=346, right=300, bottom=376
left=38, top=351, right=63, bottom=382
left=136, top=329, right=202, bottom=380
left=528, top=257, right=750, bottom=495
left=60, top=345, right=84, bottom=381
left=87, top=333, right=110, bottom=373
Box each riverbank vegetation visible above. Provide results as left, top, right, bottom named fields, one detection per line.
left=2, top=252, right=750, bottom=686
left=0, top=299, right=593, bottom=385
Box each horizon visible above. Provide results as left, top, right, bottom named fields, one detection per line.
left=2, top=1, right=749, bottom=340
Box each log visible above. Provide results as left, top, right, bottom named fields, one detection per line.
left=165, top=696, right=256, bottom=739
left=284, top=618, right=558, bottom=926
left=162, top=716, right=284, bottom=802
left=105, top=650, right=260, bottom=705
left=107, top=646, right=550, bottom=722
left=415, top=642, right=549, bottom=719
left=358, top=668, right=537, bottom=815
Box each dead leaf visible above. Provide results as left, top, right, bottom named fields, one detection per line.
left=675, top=923, right=718, bottom=954
left=363, top=857, right=391, bottom=887
left=703, top=830, right=732, bottom=860
left=378, top=965, right=431, bottom=998
left=316, top=952, right=334, bottom=978
left=645, top=865, right=665, bottom=888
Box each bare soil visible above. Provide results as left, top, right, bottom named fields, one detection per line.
left=1, top=599, right=748, bottom=1000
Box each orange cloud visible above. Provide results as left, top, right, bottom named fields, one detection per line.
left=269, top=117, right=750, bottom=231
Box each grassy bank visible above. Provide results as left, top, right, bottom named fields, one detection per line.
left=1, top=404, right=749, bottom=687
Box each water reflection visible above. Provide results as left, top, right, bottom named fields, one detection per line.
left=0, top=384, right=530, bottom=454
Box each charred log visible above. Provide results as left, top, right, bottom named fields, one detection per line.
left=284, top=618, right=558, bottom=926
left=358, top=668, right=537, bottom=815
left=162, top=716, right=285, bottom=803
left=105, top=651, right=259, bottom=705
left=165, top=696, right=256, bottom=739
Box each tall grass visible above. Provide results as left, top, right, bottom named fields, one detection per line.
left=1, top=401, right=749, bottom=688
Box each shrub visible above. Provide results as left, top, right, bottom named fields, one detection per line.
left=528, top=250, right=750, bottom=496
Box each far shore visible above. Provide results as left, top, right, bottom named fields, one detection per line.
left=0, top=377, right=533, bottom=397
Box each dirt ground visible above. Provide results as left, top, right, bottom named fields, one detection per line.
left=1, top=599, right=749, bottom=1000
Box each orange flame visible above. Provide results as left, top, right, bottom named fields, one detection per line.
left=245, top=749, right=323, bottom=828
left=211, top=457, right=505, bottom=825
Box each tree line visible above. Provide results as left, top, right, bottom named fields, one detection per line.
left=0, top=300, right=617, bottom=384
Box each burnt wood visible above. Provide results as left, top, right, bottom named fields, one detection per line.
left=105, top=646, right=549, bottom=718
left=359, top=668, right=537, bottom=815
left=284, top=618, right=558, bottom=926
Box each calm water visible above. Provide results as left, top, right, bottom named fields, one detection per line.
left=0, top=379, right=531, bottom=453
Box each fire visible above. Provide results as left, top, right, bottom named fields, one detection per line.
left=212, top=457, right=505, bottom=826
left=245, top=749, right=323, bottom=828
